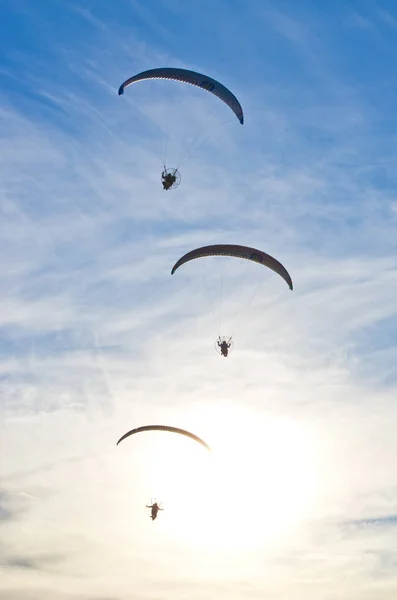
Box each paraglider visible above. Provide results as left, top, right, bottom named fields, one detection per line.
left=171, top=245, right=292, bottom=354
left=161, top=167, right=180, bottom=191
left=118, top=68, right=244, bottom=190
left=146, top=501, right=163, bottom=521
left=217, top=336, right=232, bottom=357
left=171, top=244, right=293, bottom=290
left=116, top=425, right=211, bottom=451
left=117, top=426, right=210, bottom=522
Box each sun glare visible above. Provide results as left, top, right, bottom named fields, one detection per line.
left=138, top=404, right=319, bottom=552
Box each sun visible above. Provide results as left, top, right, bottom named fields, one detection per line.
left=149, top=403, right=319, bottom=552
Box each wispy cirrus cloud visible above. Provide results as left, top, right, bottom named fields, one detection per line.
left=1, top=1, right=397, bottom=599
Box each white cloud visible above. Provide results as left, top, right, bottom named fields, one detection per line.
left=1, top=2, right=397, bottom=599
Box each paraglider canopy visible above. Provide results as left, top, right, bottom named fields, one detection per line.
left=116, top=425, right=211, bottom=451
left=171, top=244, right=293, bottom=290
left=118, top=67, right=244, bottom=124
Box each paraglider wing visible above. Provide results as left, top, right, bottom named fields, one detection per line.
left=118, top=67, right=244, bottom=124
left=116, top=425, right=211, bottom=451
left=171, top=244, right=293, bottom=290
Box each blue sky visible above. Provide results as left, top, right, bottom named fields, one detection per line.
left=1, top=1, right=397, bottom=599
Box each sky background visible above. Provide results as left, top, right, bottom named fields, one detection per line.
left=1, top=1, right=397, bottom=599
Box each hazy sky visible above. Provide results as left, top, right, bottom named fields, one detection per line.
left=1, top=1, right=397, bottom=599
